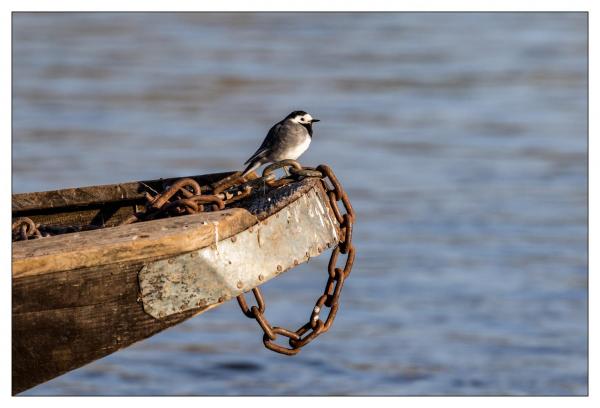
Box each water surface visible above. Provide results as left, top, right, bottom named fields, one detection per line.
left=13, top=12, right=587, bottom=395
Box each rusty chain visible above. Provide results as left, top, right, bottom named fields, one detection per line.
left=12, top=159, right=356, bottom=355
left=119, top=177, right=223, bottom=225
left=236, top=161, right=355, bottom=355
left=12, top=217, right=43, bottom=241
left=13, top=166, right=261, bottom=240
left=11, top=217, right=103, bottom=241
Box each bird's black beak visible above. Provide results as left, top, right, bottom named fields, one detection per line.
left=312, top=119, right=320, bottom=123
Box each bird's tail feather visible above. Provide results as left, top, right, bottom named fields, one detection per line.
left=241, top=160, right=262, bottom=178
left=244, top=147, right=268, bottom=165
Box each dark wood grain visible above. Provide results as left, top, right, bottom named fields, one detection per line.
left=12, top=172, right=236, bottom=228
left=12, top=176, right=328, bottom=395
left=12, top=172, right=235, bottom=213
left=12, top=257, right=213, bottom=395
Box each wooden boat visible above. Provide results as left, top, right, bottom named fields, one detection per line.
left=12, top=171, right=342, bottom=394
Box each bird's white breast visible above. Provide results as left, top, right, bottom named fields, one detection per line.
left=285, top=136, right=311, bottom=160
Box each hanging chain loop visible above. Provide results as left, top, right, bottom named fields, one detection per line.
left=236, top=162, right=355, bottom=355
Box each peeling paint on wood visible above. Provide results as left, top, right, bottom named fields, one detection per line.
left=139, top=187, right=340, bottom=319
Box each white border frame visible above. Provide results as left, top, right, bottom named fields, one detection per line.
left=2, top=1, right=594, bottom=405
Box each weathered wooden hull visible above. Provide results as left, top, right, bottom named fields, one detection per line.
left=12, top=174, right=340, bottom=395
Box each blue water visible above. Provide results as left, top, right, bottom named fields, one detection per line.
left=13, top=12, right=587, bottom=395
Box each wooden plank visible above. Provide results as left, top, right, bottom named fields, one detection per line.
left=12, top=177, right=325, bottom=279
left=12, top=172, right=235, bottom=213
left=12, top=208, right=257, bottom=279
left=11, top=171, right=237, bottom=228
left=13, top=203, right=143, bottom=230
left=12, top=177, right=335, bottom=395
left=12, top=257, right=215, bottom=395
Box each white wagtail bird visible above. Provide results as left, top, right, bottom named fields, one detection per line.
left=241, top=110, right=320, bottom=177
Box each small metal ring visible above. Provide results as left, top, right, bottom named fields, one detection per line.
left=262, top=159, right=303, bottom=177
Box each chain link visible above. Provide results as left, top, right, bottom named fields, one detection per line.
left=11, top=217, right=104, bottom=241
left=14, top=167, right=272, bottom=240
left=12, top=217, right=43, bottom=241
left=12, top=159, right=356, bottom=356
left=236, top=162, right=355, bottom=355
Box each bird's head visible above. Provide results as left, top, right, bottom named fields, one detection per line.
left=287, top=110, right=320, bottom=125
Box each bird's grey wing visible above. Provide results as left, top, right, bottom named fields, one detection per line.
left=243, top=122, right=281, bottom=165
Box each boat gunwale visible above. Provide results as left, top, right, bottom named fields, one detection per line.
left=12, top=177, right=325, bottom=279
left=12, top=171, right=237, bottom=213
